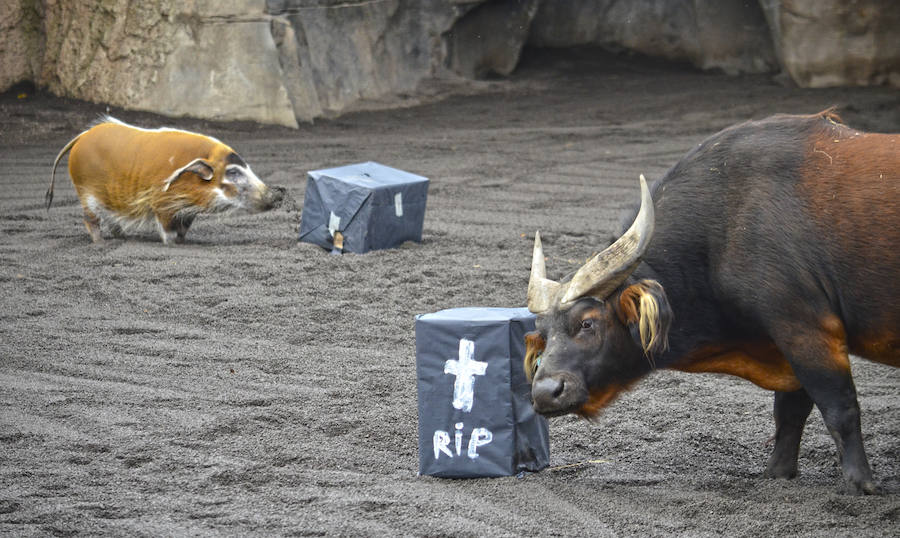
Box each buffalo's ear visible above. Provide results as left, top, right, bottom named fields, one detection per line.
left=523, top=331, right=546, bottom=382
left=615, top=279, right=672, bottom=357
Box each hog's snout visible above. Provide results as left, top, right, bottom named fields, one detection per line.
left=260, top=185, right=286, bottom=210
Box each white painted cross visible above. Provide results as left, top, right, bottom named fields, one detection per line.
left=443, top=338, right=488, bottom=412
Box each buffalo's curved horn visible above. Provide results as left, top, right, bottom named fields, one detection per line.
left=527, top=231, right=563, bottom=313
left=561, top=174, right=655, bottom=304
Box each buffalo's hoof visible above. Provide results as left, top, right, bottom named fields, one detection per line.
left=763, top=459, right=798, bottom=480
left=841, top=479, right=882, bottom=496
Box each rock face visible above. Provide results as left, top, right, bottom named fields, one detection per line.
left=528, top=0, right=777, bottom=75
left=0, top=1, right=41, bottom=93
left=1, top=0, right=898, bottom=127
left=445, top=0, right=540, bottom=79
left=760, top=0, right=900, bottom=88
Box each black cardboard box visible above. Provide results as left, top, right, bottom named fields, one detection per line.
left=415, top=307, right=550, bottom=478
left=299, top=162, right=429, bottom=254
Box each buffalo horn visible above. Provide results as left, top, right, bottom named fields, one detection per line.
left=526, top=231, right=563, bottom=314
left=561, top=174, right=655, bottom=304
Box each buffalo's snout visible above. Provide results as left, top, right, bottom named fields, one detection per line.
left=531, top=372, right=586, bottom=417
left=532, top=377, right=565, bottom=408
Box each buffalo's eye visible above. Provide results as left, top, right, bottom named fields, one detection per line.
left=580, top=318, right=594, bottom=330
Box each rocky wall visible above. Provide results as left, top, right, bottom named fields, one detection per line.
left=528, top=0, right=776, bottom=75
left=1, top=0, right=898, bottom=127
left=0, top=0, right=42, bottom=93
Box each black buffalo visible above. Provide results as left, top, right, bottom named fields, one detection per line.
left=525, top=110, right=899, bottom=494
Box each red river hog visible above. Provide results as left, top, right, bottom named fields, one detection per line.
left=46, top=117, right=285, bottom=244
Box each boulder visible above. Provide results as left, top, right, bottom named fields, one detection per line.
left=760, top=0, right=900, bottom=87
left=267, top=0, right=462, bottom=117
left=36, top=0, right=298, bottom=128
left=143, top=2, right=298, bottom=127
left=445, top=0, right=540, bottom=79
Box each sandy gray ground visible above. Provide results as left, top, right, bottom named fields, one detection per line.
left=1, top=48, right=898, bottom=536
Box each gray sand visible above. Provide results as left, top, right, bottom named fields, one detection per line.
left=1, top=49, right=898, bottom=536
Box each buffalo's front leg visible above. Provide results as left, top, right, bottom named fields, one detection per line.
left=765, top=388, right=814, bottom=479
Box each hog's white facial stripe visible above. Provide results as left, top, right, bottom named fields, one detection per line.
left=225, top=164, right=265, bottom=190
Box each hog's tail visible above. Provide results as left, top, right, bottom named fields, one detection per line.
left=46, top=134, right=81, bottom=211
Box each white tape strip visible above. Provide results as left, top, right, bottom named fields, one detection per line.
left=394, top=192, right=403, bottom=217
left=328, top=211, right=341, bottom=237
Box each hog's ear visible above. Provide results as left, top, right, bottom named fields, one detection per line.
left=163, top=158, right=215, bottom=191
left=181, top=159, right=215, bottom=181
left=615, top=280, right=672, bottom=357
